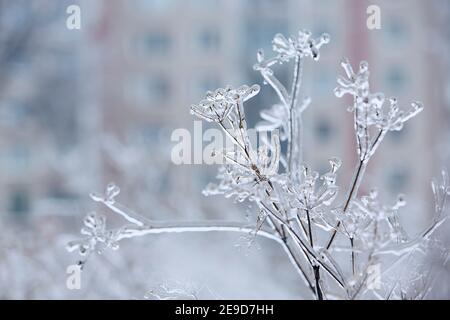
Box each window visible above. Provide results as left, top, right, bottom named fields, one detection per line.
left=9, top=189, right=30, bottom=215
left=148, top=77, right=170, bottom=103
left=125, top=76, right=170, bottom=105
left=387, top=168, right=409, bottom=193
left=315, top=118, right=333, bottom=144
left=384, top=18, right=407, bottom=42
left=386, top=67, right=406, bottom=92
left=197, top=29, right=220, bottom=52
left=139, top=126, right=162, bottom=144
left=144, top=32, right=171, bottom=54
left=137, top=0, right=175, bottom=12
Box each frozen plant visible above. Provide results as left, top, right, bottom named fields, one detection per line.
left=68, top=30, right=449, bottom=300
left=144, top=280, right=220, bottom=300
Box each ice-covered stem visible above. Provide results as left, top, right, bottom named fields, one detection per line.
left=260, top=204, right=316, bottom=296
left=251, top=167, right=345, bottom=298
left=258, top=189, right=325, bottom=299
left=305, top=206, right=324, bottom=299
left=110, top=221, right=282, bottom=242
left=254, top=30, right=329, bottom=178
left=68, top=186, right=282, bottom=253
left=257, top=188, right=346, bottom=290
left=252, top=41, right=329, bottom=295
left=326, top=59, right=424, bottom=253
left=90, top=183, right=151, bottom=227
left=432, top=169, right=450, bottom=216
left=326, top=158, right=367, bottom=250
left=288, top=55, right=303, bottom=175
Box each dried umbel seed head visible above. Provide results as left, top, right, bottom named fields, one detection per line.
left=190, top=85, right=260, bottom=122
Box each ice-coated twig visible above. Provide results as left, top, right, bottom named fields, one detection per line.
left=325, top=59, right=424, bottom=274
left=90, top=183, right=150, bottom=227
left=66, top=211, right=284, bottom=257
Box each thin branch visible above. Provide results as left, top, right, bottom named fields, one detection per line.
left=326, top=159, right=367, bottom=250
left=287, top=55, right=304, bottom=174
left=115, top=221, right=280, bottom=243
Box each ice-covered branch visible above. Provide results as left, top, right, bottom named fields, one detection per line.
left=326, top=59, right=424, bottom=253
left=66, top=211, right=282, bottom=257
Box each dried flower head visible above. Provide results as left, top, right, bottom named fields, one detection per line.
left=190, top=85, right=260, bottom=122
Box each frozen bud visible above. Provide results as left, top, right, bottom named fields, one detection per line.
left=83, top=213, right=97, bottom=229
left=107, top=182, right=120, bottom=194
left=410, top=101, right=424, bottom=116
left=396, top=194, right=406, bottom=207
left=372, top=93, right=385, bottom=105
left=249, top=84, right=260, bottom=97
left=89, top=192, right=103, bottom=202
left=320, top=33, right=330, bottom=45
left=334, top=86, right=346, bottom=98
left=106, top=182, right=120, bottom=204
left=359, top=61, right=369, bottom=73
left=369, top=189, right=378, bottom=200
left=79, top=245, right=89, bottom=256
left=302, top=96, right=312, bottom=105
left=257, top=49, right=265, bottom=63
left=300, top=29, right=311, bottom=38
left=300, top=164, right=308, bottom=177
left=340, top=58, right=354, bottom=78
left=311, top=47, right=320, bottom=61
left=215, top=88, right=225, bottom=99
left=205, top=91, right=214, bottom=101
left=272, top=33, right=295, bottom=58
left=329, top=157, right=342, bottom=173
left=391, top=120, right=404, bottom=131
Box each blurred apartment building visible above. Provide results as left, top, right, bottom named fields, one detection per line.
left=0, top=0, right=89, bottom=222
left=0, top=0, right=448, bottom=228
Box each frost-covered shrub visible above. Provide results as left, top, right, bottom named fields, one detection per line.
left=68, top=30, right=449, bottom=300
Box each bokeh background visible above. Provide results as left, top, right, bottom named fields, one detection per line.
left=0, top=0, right=449, bottom=299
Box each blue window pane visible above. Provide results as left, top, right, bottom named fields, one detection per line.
left=386, top=68, right=406, bottom=91
left=138, top=0, right=175, bottom=12
left=9, top=190, right=30, bottom=215
left=197, top=30, right=220, bottom=51
left=387, top=169, right=409, bottom=193
left=386, top=19, right=407, bottom=41
left=315, top=119, right=333, bottom=143
left=149, top=77, right=170, bottom=103
left=145, top=33, right=171, bottom=54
